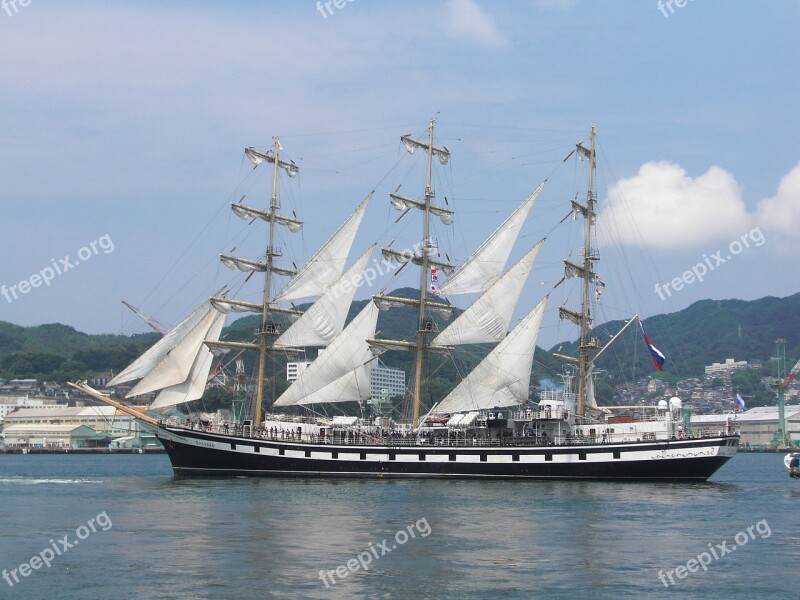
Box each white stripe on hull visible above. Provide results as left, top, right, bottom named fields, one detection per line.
left=155, top=426, right=737, bottom=467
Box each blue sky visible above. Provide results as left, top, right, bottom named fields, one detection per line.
left=1, top=0, right=799, bottom=349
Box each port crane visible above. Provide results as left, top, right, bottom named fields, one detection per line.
left=771, top=338, right=799, bottom=448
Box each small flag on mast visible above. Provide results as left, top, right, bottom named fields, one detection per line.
left=639, top=321, right=666, bottom=371
left=735, top=394, right=746, bottom=412
left=594, top=274, right=605, bottom=302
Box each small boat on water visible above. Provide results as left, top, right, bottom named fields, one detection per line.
left=70, top=121, right=738, bottom=481
left=785, top=452, right=800, bottom=478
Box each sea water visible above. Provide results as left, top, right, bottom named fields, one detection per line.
left=0, top=453, right=797, bottom=599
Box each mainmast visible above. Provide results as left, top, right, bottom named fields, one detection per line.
left=370, top=119, right=453, bottom=428
left=557, top=126, right=601, bottom=417
left=411, top=120, right=436, bottom=428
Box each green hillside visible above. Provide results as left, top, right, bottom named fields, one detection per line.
left=551, top=293, right=800, bottom=388
left=2, top=292, right=798, bottom=404
left=0, top=321, right=158, bottom=382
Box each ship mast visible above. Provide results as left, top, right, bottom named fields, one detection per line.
left=370, top=119, right=453, bottom=428
left=556, top=126, right=601, bottom=418
left=411, top=120, right=436, bottom=427
left=253, top=137, right=282, bottom=429
left=576, top=126, right=599, bottom=418
left=207, top=139, right=303, bottom=428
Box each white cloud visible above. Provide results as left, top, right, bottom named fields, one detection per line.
left=598, top=161, right=752, bottom=249
left=756, top=161, right=800, bottom=238
left=444, top=0, right=507, bottom=47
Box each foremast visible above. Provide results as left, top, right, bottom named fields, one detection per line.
left=556, top=126, right=601, bottom=418
left=254, top=138, right=282, bottom=429
left=211, top=139, right=302, bottom=428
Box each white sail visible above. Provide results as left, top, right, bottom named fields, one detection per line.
left=149, top=313, right=226, bottom=410
left=433, top=296, right=547, bottom=414
left=126, top=306, right=221, bottom=398
left=585, top=371, right=598, bottom=411
left=231, top=203, right=303, bottom=233
left=439, top=182, right=544, bottom=296
left=274, top=245, right=375, bottom=348
left=272, top=301, right=379, bottom=407
left=432, top=240, right=543, bottom=346
left=275, top=193, right=372, bottom=302
left=108, top=301, right=213, bottom=387
left=295, top=366, right=372, bottom=405
left=220, top=254, right=266, bottom=273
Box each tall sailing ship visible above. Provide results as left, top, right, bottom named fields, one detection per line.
left=71, top=122, right=739, bottom=480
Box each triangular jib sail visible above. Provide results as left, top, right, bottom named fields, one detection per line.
left=126, top=305, right=222, bottom=398
left=149, top=312, right=226, bottom=410
left=108, top=300, right=213, bottom=387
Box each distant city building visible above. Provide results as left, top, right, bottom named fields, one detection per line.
left=2, top=406, right=148, bottom=448
left=0, top=396, right=67, bottom=425
left=285, top=361, right=405, bottom=401
left=89, top=373, right=113, bottom=388
left=3, top=424, right=98, bottom=448
left=371, top=365, right=406, bottom=400
left=704, top=358, right=748, bottom=376
left=8, top=379, right=38, bottom=392
left=692, top=405, right=800, bottom=447
left=646, top=378, right=663, bottom=393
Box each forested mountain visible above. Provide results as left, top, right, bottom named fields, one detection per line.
left=2, top=292, right=798, bottom=400
left=552, top=293, right=800, bottom=389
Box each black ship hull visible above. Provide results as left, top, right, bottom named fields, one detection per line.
left=154, top=425, right=738, bottom=481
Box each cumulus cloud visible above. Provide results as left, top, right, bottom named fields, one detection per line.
left=444, top=0, right=507, bottom=47
left=599, top=159, right=800, bottom=250
left=598, top=161, right=752, bottom=249
left=756, top=161, right=800, bottom=238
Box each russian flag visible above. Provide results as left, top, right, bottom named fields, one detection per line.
left=735, top=394, right=746, bottom=412
left=640, top=321, right=666, bottom=371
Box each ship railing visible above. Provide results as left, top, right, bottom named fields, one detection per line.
left=165, top=422, right=737, bottom=446
left=510, top=408, right=572, bottom=421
